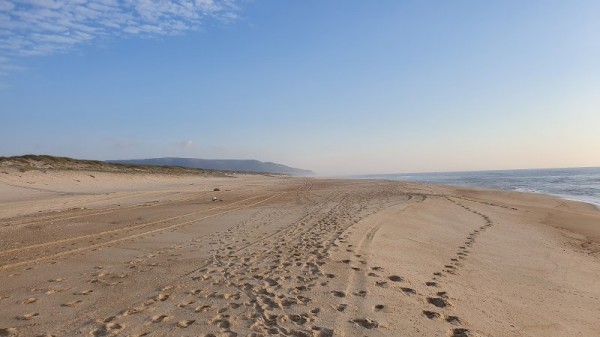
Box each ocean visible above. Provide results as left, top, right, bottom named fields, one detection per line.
left=359, top=167, right=600, bottom=207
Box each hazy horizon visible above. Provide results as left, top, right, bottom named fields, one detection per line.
left=2, top=1, right=599, bottom=175
left=4, top=153, right=600, bottom=178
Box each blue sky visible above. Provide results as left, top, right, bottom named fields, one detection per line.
left=1, top=0, right=599, bottom=175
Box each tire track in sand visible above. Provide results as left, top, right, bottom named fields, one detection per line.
left=0, top=193, right=285, bottom=271
left=85, top=187, right=400, bottom=336
left=334, top=195, right=423, bottom=336
left=0, top=190, right=207, bottom=228
left=0, top=193, right=269, bottom=258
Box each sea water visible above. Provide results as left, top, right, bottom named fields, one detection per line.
left=360, top=167, right=600, bottom=207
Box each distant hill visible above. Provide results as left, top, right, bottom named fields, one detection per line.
left=0, top=155, right=228, bottom=176
left=107, top=158, right=315, bottom=176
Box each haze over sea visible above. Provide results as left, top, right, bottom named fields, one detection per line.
left=361, top=167, right=600, bottom=207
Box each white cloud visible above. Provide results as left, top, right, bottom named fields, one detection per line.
left=173, top=139, right=194, bottom=149
left=0, top=0, right=239, bottom=74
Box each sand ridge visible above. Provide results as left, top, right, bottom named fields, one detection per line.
left=0, top=171, right=599, bottom=336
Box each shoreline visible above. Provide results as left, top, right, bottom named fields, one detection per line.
left=355, top=167, right=600, bottom=211
left=1, top=171, right=598, bottom=336
left=355, top=176, right=600, bottom=212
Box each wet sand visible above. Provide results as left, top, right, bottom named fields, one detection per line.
left=0, top=169, right=599, bottom=336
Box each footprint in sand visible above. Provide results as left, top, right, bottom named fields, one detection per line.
left=331, top=291, right=346, bottom=298
left=155, top=293, right=169, bottom=301
left=151, top=314, right=171, bottom=323
left=446, top=316, right=463, bottom=325
left=91, top=322, right=123, bottom=337
left=373, top=304, right=385, bottom=312
left=194, top=305, right=211, bottom=313
left=0, top=328, right=17, bottom=336
left=427, top=297, right=451, bottom=308
left=423, top=310, right=441, bottom=319
left=375, top=280, right=388, bottom=288
left=22, top=297, right=37, bottom=304
left=177, top=320, right=195, bottom=328
left=122, top=306, right=143, bottom=315
left=286, top=314, right=307, bottom=325
left=354, top=290, right=367, bottom=297
left=400, top=287, right=416, bottom=295
left=351, top=318, right=378, bottom=329
left=61, top=300, right=83, bottom=307
left=214, top=318, right=231, bottom=330
left=143, top=299, right=155, bottom=306
left=432, top=290, right=445, bottom=296
left=312, top=327, right=334, bottom=337
left=45, top=288, right=64, bottom=295
left=177, top=300, right=194, bottom=308
left=74, top=290, right=94, bottom=295
left=16, top=312, right=39, bottom=320
left=388, top=275, right=403, bottom=282
left=449, top=327, right=473, bottom=337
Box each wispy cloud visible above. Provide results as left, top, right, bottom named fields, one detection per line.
left=180, top=139, right=194, bottom=148
left=0, top=0, right=239, bottom=73
left=0, top=55, right=22, bottom=75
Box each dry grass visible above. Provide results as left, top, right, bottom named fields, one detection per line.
left=0, top=155, right=233, bottom=177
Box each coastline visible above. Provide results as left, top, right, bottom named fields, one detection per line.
left=0, top=170, right=598, bottom=336
left=357, top=166, right=600, bottom=211
left=356, top=175, right=600, bottom=213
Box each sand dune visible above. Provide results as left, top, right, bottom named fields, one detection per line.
left=0, top=170, right=598, bottom=336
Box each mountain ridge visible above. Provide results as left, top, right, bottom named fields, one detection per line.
left=107, top=157, right=315, bottom=176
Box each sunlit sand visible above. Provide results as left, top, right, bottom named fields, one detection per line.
left=1, top=164, right=598, bottom=336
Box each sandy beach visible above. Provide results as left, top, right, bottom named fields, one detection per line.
left=0, top=168, right=599, bottom=337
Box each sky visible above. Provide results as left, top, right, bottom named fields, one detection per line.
left=1, top=0, right=599, bottom=175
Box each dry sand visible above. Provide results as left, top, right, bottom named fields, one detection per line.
left=0, top=169, right=598, bottom=337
